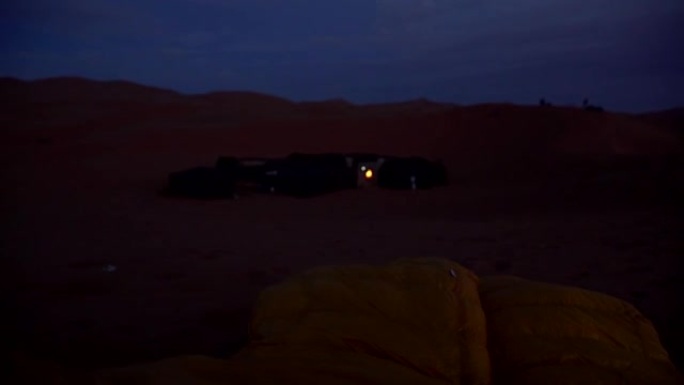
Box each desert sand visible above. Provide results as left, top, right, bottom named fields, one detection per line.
left=2, top=78, right=682, bottom=371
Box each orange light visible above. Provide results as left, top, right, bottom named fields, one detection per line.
left=364, top=169, right=373, bottom=179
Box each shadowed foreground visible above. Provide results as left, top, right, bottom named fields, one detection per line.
left=11, top=259, right=683, bottom=384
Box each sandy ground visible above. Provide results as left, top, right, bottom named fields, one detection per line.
left=3, top=148, right=682, bottom=371
left=1, top=88, right=682, bottom=372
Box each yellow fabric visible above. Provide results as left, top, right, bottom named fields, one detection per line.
left=241, top=258, right=490, bottom=385
left=479, top=275, right=683, bottom=385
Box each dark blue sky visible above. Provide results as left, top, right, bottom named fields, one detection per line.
left=2, top=0, right=683, bottom=111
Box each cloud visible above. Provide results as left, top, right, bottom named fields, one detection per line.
left=2, top=0, right=144, bottom=29
left=363, top=0, right=684, bottom=87
left=1, top=0, right=167, bottom=47
left=373, top=0, right=682, bottom=50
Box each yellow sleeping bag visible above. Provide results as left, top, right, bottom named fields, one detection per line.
left=239, top=258, right=491, bottom=385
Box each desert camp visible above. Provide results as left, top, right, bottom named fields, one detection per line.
left=165, top=153, right=448, bottom=198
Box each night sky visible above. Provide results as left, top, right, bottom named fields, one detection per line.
left=2, top=0, right=683, bottom=112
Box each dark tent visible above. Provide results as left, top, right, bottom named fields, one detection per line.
left=260, top=153, right=354, bottom=197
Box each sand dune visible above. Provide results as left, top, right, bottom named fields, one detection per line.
left=2, top=78, right=680, bottom=162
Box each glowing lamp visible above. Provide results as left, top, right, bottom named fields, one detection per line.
left=364, top=169, right=374, bottom=179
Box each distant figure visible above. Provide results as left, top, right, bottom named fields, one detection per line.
left=583, top=98, right=589, bottom=108
left=539, top=98, right=552, bottom=107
